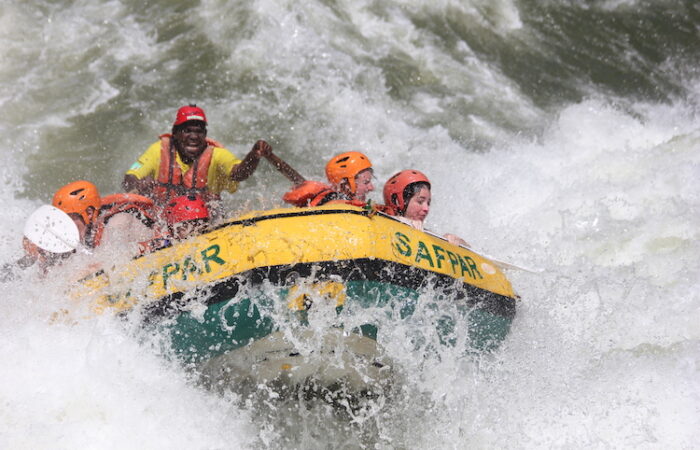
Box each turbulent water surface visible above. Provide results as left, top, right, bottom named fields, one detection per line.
left=1, top=0, right=699, bottom=448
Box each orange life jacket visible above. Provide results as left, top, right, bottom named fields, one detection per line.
left=369, top=203, right=397, bottom=215
left=153, top=134, right=223, bottom=205
left=282, top=180, right=374, bottom=208
left=87, top=193, right=156, bottom=248
left=282, top=180, right=374, bottom=207
left=283, top=180, right=336, bottom=207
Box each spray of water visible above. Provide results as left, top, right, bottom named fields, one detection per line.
left=1, top=0, right=698, bottom=448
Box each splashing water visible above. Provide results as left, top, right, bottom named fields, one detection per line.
left=1, top=0, right=699, bottom=448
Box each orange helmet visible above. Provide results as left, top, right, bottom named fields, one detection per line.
left=325, top=151, right=372, bottom=194
left=164, top=195, right=210, bottom=225
left=52, top=180, right=101, bottom=225
left=383, top=170, right=431, bottom=213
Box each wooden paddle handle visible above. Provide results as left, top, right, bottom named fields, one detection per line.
left=265, top=152, right=306, bottom=186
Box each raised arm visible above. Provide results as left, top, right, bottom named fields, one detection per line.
left=230, top=140, right=273, bottom=182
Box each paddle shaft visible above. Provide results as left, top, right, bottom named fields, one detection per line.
left=380, top=213, right=542, bottom=273
left=427, top=230, right=542, bottom=273
left=264, top=152, right=306, bottom=186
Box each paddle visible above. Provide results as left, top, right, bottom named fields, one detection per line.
left=264, top=151, right=306, bottom=186
left=459, top=246, right=543, bottom=273
left=24, top=205, right=80, bottom=253
left=405, top=221, right=543, bottom=273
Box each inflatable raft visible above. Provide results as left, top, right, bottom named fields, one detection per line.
left=75, top=205, right=517, bottom=389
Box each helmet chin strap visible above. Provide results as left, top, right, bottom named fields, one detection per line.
left=339, top=179, right=354, bottom=197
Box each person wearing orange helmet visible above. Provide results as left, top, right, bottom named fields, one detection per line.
left=122, top=104, right=272, bottom=216
left=52, top=180, right=155, bottom=251
left=4, top=181, right=155, bottom=279
left=325, top=151, right=374, bottom=202
left=51, top=180, right=103, bottom=245
left=383, top=170, right=468, bottom=246
left=383, top=169, right=431, bottom=224
left=282, top=151, right=375, bottom=207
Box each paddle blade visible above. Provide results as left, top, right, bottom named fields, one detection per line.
left=23, top=205, right=80, bottom=253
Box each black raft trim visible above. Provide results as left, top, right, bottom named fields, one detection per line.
left=143, top=258, right=516, bottom=323
left=209, top=207, right=372, bottom=230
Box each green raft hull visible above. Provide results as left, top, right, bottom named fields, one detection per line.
left=152, top=279, right=513, bottom=364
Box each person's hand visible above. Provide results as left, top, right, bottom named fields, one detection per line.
left=231, top=140, right=273, bottom=181
left=252, top=140, right=272, bottom=158
left=135, top=176, right=156, bottom=192
left=22, top=236, right=42, bottom=260
left=123, top=174, right=155, bottom=195
left=445, top=233, right=470, bottom=247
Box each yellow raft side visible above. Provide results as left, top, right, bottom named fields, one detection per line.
left=78, top=205, right=515, bottom=312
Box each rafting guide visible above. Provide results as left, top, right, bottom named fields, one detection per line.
left=122, top=105, right=272, bottom=217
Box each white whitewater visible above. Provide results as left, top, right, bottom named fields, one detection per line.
left=0, top=0, right=698, bottom=448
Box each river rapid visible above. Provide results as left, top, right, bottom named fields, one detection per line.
left=1, top=1, right=698, bottom=448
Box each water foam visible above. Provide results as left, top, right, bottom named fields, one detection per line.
left=2, top=0, right=699, bottom=447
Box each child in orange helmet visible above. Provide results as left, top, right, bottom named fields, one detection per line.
left=383, top=170, right=468, bottom=246
left=324, top=151, right=375, bottom=203
left=282, top=151, right=375, bottom=207
left=52, top=180, right=104, bottom=247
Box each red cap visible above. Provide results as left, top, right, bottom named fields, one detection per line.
left=173, top=105, right=207, bottom=127
left=164, top=195, right=210, bottom=224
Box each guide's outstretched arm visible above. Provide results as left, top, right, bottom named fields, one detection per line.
left=230, top=140, right=273, bottom=182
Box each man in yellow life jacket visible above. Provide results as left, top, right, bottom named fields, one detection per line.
left=122, top=104, right=271, bottom=215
